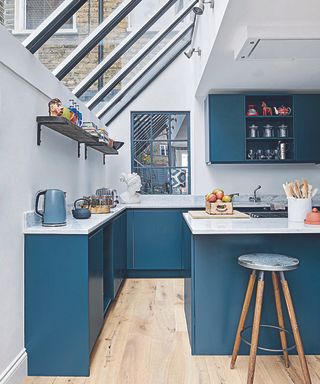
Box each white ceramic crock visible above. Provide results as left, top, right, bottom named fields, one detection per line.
left=287, top=197, right=312, bottom=223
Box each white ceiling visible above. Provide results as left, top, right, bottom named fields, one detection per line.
left=196, top=0, right=320, bottom=96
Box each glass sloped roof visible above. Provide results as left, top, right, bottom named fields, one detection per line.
left=96, top=22, right=193, bottom=124
left=1, top=0, right=196, bottom=123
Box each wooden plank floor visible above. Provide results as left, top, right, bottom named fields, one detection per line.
left=25, top=279, right=320, bottom=384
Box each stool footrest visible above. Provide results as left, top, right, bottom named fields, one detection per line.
left=240, top=324, right=296, bottom=353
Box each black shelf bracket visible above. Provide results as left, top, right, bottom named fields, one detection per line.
left=85, top=144, right=88, bottom=160
left=78, top=142, right=81, bottom=158
left=37, top=123, right=42, bottom=145
left=103, top=154, right=106, bottom=165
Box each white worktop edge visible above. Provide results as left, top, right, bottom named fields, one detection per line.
left=182, top=213, right=320, bottom=235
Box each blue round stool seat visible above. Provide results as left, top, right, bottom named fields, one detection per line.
left=238, top=253, right=299, bottom=272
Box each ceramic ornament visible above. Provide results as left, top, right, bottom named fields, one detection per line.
left=119, top=172, right=142, bottom=204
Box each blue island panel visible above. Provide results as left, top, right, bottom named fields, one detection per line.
left=186, top=233, right=320, bottom=355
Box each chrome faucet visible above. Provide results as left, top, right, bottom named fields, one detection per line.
left=249, top=185, right=261, bottom=203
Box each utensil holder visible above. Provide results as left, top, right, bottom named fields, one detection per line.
left=287, top=197, right=312, bottom=223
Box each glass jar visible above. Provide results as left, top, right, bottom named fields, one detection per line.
left=278, top=124, right=288, bottom=138
left=263, top=124, right=273, bottom=138
left=248, top=124, right=259, bottom=138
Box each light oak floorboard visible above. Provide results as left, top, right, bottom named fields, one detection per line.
left=25, top=279, right=320, bottom=384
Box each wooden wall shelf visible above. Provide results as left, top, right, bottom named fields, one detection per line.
left=36, top=116, right=123, bottom=164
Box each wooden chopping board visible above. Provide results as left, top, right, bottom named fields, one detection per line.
left=188, top=210, right=250, bottom=219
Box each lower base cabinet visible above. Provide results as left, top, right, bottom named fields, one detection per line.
left=126, top=209, right=191, bottom=276
left=88, top=229, right=104, bottom=351
left=25, top=229, right=104, bottom=376
left=24, top=208, right=191, bottom=376
left=103, top=211, right=127, bottom=311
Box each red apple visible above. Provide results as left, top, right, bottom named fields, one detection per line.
left=215, top=190, right=224, bottom=200
left=208, top=193, right=217, bottom=203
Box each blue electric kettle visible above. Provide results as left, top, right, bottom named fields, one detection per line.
left=35, top=189, right=67, bottom=227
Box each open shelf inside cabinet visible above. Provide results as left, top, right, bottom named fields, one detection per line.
left=36, top=116, right=121, bottom=162
left=245, top=95, right=295, bottom=162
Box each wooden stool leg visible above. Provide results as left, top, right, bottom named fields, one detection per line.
left=272, top=272, right=290, bottom=368
left=280, top=272, right=311, bottom=384
left=247, top=271, right=265, bottom=384
left=230, top=270, right=257, bottom=369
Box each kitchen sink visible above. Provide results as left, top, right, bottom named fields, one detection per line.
left=247, top=211, right=288, bottom=218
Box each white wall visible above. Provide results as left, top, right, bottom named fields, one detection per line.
left=105, top=53, right=194, bottom=192
left=189, top=0, right=320, bottom=196
left=105, top=51, right=320, bottom=197
left=191, top=0, right=230, bottom=94
left=0, top=26, right=109, bottom=383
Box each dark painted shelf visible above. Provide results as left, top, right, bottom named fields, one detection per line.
left=36, top=117, right=123, bottom=159
left=244, top=160, right=295, bottom=163
left=246, top=137, right=294, bottom=141
left=246, top=115, right=293, bottom=119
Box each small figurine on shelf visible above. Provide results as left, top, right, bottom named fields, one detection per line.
left=246, top=104, right=258, bottom=116
left=108, top=138, right=114, bottom=148
left=48, top=98, right=78, bottom=125
left=261, top=101, right=273, bottom=116
left=48, top=98, right=63, bottom=117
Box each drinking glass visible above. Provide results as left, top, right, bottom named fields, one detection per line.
left=265, top=149, right=273, bottom=160
left=256, top=149, right=265, bottom=160
left=247, top=149, right=255, bottom=160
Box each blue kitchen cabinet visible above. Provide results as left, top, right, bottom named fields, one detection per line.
left=207, top=94, right=245, bottom=163
left=185, top=232, right=320, bottom=355
left=294, top=94, right=320, bottom=163
left=207, top=93, right=320, bottom=164
left=113, top=211, right=127, bottom=294
left=103, top=221, right=113, bottom=310
left=25, top=229, right=104, bottom=376
left=103, top=211, right=127, bottom=310
left=127, top=209, right=191, bottom=275
left=88, top=229, right=104, bottom=351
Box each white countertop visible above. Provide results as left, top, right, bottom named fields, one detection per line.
left=24, top=206, right=127, bottom=235
left=183, top=212, right=320, bottom=235
left=24, top=194, right=320, bottom=235
left=23, top=196, right=203, bottom=235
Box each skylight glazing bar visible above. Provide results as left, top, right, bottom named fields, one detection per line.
left=97, top=22, right=193, bottom=120
left=53, top=0, right=142, bottom=80
left=23, top=0, right=88, bottom=54
left=73, top=0, right=181, bottom=98
left=103, top=33, right=192, bottom=124
left=85, top=0, right=197, bottom=109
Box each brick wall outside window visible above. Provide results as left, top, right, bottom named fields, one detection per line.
left=2, top=1, right=164, bottom=102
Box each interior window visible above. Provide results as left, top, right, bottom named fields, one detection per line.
left=131, top=112, right=190, bottom=195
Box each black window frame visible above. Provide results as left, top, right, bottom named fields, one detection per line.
left=131, top=111, right=191, bottom=195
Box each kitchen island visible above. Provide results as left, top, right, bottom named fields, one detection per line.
left=183, top=213, right=320, bottom=356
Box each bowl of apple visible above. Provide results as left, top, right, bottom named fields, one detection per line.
left=205, top=189, right=235, bottom=215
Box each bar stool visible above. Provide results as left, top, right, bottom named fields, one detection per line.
left=230, top=253, right=311, bottom=384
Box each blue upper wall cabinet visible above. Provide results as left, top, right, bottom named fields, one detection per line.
left=207, top=93, right=320, bottom=164
left=294, top=95, right=320, bottom=163
left=207, top=94, right=245, bottom=163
